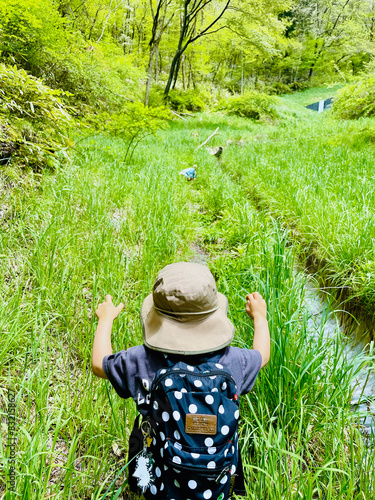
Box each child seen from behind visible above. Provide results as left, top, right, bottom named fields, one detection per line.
left=92, top=262, right=270, bottom=499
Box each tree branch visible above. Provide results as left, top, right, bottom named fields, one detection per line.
left=189, top=0, right=231, bottom=44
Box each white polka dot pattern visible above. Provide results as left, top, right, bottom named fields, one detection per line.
left=221, top=425, right=230, bottom=435
left=173, top=411, right=181, bottom=421
left=220, top=475, right=228, bottom=484
left=147, top=358, right=241, bottom=499
left=204, top=437, right=213, bottom=447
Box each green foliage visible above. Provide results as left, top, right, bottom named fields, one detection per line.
left=96, top=102, right=170, bottom=162
left=0, top=0, right=143, bottom=115
left=147, top=86, right=166, bottom=108
left=217, top=91, right=280, bottom=120
left=0, top=64, right=73, bottom=171
left=166, top=89, right=207, bottom=112
left=35, top=41, right=145, bottom=114
left=332, top=76, right=375, bottom=119
left=0, top=64, right=71, bottom=125
left=0, top=0, right=65, bottom=59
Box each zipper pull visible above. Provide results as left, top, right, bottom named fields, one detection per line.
left=216, top=466, right=230, bottom=483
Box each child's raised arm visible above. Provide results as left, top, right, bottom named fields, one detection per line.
left=92, top=295, right=124, bottom=379
left=245, top=292, right=270, bottom=368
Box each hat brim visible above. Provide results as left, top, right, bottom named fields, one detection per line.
left=140, top=292, right=234, bottom=355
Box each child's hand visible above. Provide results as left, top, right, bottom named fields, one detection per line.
left=245, top=292, right=267, bottom=320
left=95, top=295, right=124, bottom=322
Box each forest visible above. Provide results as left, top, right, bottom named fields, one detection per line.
left=1, top=0, right=375, bottom=499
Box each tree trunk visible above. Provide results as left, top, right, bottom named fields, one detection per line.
left=145, top=45, right=157, bottom=105
left=307, top=42, right=322, bottom=80
left=164, top=0, right=231, bottom=97
left=165, top=50, right=182, bottom=95
left=182, top=54, right=186, bottom=90
left=172, top=52, right=183, bottom=89
left=156, top=47, right=161, bottom=83
left=241, top=50, right=244, bottom=94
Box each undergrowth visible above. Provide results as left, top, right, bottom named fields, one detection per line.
left=1, top=93, right=374, bottom=499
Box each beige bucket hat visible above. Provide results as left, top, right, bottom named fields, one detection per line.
left=140, top=262, right=235, bottom=355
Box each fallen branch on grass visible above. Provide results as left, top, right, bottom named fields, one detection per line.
left=170, top=110, right=186, bottom=120
left=195, top=127, right=219, bottom=150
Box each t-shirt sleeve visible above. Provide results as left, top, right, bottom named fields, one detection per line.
left=103, top=351, right=130, bottom=399
left=239, top=349, right=262, bottom=395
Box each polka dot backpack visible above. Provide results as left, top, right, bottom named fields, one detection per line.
left=141, top=354, right=243, bottom=500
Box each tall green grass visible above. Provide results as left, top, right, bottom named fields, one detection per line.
left=0, top=109, right=374, bottom=499
left=189, top=149, right=374, bottom=499
left=211, top=94, right=375, bottom=334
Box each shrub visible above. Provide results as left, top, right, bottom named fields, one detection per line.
left=0, top=64, right=72, bottom=124
left=267, top=82, right=293, bottom=95
left=34, top=42, right=144, bottom=114
left=96, top=102, right=170, bottom=162
left=216, top=91, right=280, bottom=121
left=0, top=64, right=73, bottom=170
left=148, top=86, right=166, bottom=108
left=166, top=89, right=206, bottom=112
left=332, top=76, right=375, bottom=119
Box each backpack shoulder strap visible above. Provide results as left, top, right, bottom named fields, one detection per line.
left=164, top=351, right=223, bottom=368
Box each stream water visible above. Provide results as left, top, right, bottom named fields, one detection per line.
left=304, top=281, right=375, bottom=440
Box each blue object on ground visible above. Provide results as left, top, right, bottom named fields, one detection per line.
left=179, top=166, right=196, bottom=180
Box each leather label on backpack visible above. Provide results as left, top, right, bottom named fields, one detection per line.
left=185, top=414, right=217, bottom=435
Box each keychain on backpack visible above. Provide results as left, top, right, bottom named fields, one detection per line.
left=132, top=420, right=155, bottom=493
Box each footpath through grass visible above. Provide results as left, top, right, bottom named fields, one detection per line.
left=1, top=100, right=375, bottom=499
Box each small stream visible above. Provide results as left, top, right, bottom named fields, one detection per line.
left=304, top=281, right=375, bottom=440
left=189, top=235, right=375, bottom=440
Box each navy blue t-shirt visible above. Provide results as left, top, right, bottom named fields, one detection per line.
left=103, top=345, right=262, bottom=415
